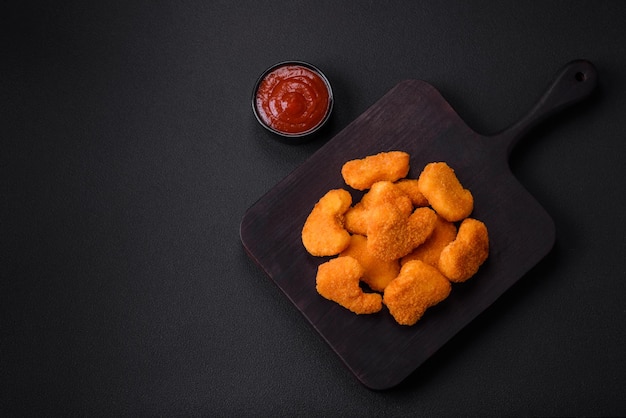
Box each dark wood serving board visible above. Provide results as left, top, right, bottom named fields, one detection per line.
left=240, top=60, right=597, bottom=390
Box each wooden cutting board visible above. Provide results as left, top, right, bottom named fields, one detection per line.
left=240, top=60, right=597, bottom=390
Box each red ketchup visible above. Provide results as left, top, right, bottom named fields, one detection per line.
left=254, top=63, right=332, bottom=136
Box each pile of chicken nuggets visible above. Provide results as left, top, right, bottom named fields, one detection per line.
left=301, top=151, right=489, bottom=326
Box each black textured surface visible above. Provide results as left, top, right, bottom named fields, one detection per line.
left=2, top=1, right=626, bottom=415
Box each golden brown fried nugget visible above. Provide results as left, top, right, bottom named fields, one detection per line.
left=316, top=256, right=383, bottom=314
left=340, top=234, right=400, bottom=292
left=344, top=181, right=413, bottom=236
left=341, top=151, right=410, bottom=191
left=394, top=179, right=429, bottom=207
left=362, top=181, right=414, bottom=215
left=417, top=162, right=473, bottom=222
left=401, top=215, right=457, bottom=267
left=383, top=260, right=451, bottom=326
left=344, top=203, right=369, bottom=236
left=302, top=189, right=352, bottom=257
left=367, top=204, right=437, bottom=261
left=438, top=218, right=489, bottom=283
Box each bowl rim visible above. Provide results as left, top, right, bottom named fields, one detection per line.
left=251, top=60, right=334, bottom=138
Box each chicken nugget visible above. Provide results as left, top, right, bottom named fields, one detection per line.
left=302, top=189, right=352, bottom=256
left=394, top=179, right=429, bottom=207
left=383, top=260, right=451, bottom=326
left=344, top=202, right=369, bottom=236
left=417, top=162, right=473, bottom=222
left=401, top=215, right=457, bottom=267
left=438, top=218, right=489, bottom=283
left=344, top=181, right=413, bottom=236
left=367, top=204, right=437, bottom=261
left=316, top=256, right=383, bottom=314
left=361, top=181, right=414, bottom=215
left=341, top=151, right=410, bottom=191
left=340, top=234, right=400, bottom=292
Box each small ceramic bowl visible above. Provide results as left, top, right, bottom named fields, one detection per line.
left=252, top=61, right=333, bottom=142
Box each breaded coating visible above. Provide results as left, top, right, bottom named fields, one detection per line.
left=302, top=189, right=352, bottom=256
left=340, top=234, right=400, bottom=292
left=344, top=203, right=369, bottom=236
left=394, top=179, right=429, bottom=207
left=383, top=260, right=451, bottom=326
left=401, top=215, right=457, bottom=267
left=341, top=151, right=410, bottom=191
left=438, top=218, right=489, bottom=283
left=361, top=181, right=414, bottom=216
left=316, top=256, right=383, bottom=314
left=417, top=162, right=473, bottom=222
left=344, top=181, right=413, bottom=236
left=367, top=204, right=437, bottom=261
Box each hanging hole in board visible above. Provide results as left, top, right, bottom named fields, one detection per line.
left=575, top=72, right=586, bottom=82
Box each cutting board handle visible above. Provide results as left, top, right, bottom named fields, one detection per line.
left=496, top=59, right=597, bottom=156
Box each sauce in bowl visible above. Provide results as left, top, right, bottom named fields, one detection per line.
left=253, top=62, right=333, bottom=138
